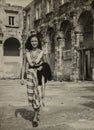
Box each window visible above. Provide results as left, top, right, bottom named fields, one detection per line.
left=47, top=0, right=52, bottom=13
left=35, top=3, right=41, bottom=20
left=9, top=16, right=14, bottom=25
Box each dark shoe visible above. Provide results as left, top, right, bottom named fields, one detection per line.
left=32, top=121, right=38, bottom=127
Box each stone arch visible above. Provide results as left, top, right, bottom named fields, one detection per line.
left=78, top=10, right=93, bottom=47
left=77, top=10, right=93, bottom=80
left=3, top=35, right=22, bottom=45
left=3, top=37, right=20, bottom=56
left=60, top=20, right=72, bottom=50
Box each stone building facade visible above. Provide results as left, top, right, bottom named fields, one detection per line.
left=0, top=0, right=23, bottom=78
left=24, top=0, right=94, bottom=81
left=23, top=1, right=34, bottom=36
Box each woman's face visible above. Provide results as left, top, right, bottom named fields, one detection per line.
left=30, top=36, right=38, bottom=49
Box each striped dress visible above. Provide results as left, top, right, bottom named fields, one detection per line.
left=26, top=49, right=43, bottom=109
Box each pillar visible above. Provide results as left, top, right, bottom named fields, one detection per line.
left=0, top=44, right=3, bottom=78
left=71, top=32, right=83, bottom=81
left=57, top=37, right=65, bottom=80
left=53, top=29, right=65, bottom=81
left=92, top=66, right=94, bottom=81
left=21, top=31, right=27, bottom=83
left=53, top=18, right=65, bottom=80
left=91, top=50, right=94, bottom=81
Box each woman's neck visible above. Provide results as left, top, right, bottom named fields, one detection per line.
left=32, top=48, right=38, bottom=51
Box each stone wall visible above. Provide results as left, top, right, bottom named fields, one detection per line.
left=24, top=0, right=94, bottom=81
left=0, top=3, right=23, bottom=79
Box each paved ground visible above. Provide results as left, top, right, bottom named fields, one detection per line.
left=0, top=80, right=94, bottom=130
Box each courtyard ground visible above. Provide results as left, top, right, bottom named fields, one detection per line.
left=0, top=80, right=94, bottom=130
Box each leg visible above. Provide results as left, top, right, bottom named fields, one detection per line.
left=32, top=108, right=39, bottom=127
left=37, top=85, right=42, bottom=106
left=41, top=76, right=45, bottom=106
left=37, top=76, right=45, bottom=107
left=42, top=76, right=45, bottom=98
left=27, top=69, right=40, bottom=127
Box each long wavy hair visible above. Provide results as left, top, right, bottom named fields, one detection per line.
left=25, top=34, right=42, bottom=51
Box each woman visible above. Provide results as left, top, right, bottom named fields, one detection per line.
left=25, top=34, right=51, bottom=127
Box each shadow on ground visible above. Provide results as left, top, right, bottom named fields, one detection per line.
left=84, top=86, right=94, bottom=91
left=15, top=108, right=34, bottom=122
left=82, top=101, right=94, bottom=109
left=82, top=95, right=94, bottom=100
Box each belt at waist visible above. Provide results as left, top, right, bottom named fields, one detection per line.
left=29, top=64, right=42, bottom=69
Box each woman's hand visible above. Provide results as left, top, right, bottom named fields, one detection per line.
left=37, top=66, right=43, bottom=71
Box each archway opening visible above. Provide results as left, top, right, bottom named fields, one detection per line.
left=60, top=20, right=72, bottom=50
left=4, top=37, right=20, bottom=56
left=78, top=11, right=93, bottom=80
left=78, top=11, right=93, bottom=47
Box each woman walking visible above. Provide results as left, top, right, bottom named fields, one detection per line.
left=25, top=34, right=51, bottom=127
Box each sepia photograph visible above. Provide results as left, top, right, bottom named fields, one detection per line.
left=0, top=0, right=94, bottom=130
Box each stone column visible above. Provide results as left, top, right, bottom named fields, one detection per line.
left=53, top=29, right=65, bottom=81
left=21, top=31, right=27, bottom=83
left=92, top=66, right=94, bottom=81
left=0, top=44, right=3, bottom=78
left=71, top=32, right=83, bottom=81
left=56, top=37, right=65, bottom=80
left=53, top=18, right=65, bottom=80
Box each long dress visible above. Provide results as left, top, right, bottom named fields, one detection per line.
left=26, top=49, right=44, bottom=110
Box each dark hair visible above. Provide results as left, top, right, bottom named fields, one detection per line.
left=25, top=34, right=42, bottom=51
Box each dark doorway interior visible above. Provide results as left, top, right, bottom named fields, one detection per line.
left=78, top=11, right=93, bottom=81
left=4, top=37, right=20, bottom=56
left=80, top=50, right=92, bottom=80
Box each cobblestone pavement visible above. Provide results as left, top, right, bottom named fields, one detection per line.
left=0, top=80, right=94, bottom=130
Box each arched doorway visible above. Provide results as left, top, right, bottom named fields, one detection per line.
left=4, top=37, right=20, bottom=56
left=78, top=11, right=93, bottom=80
left=3, top=37, right=21, bottom=78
